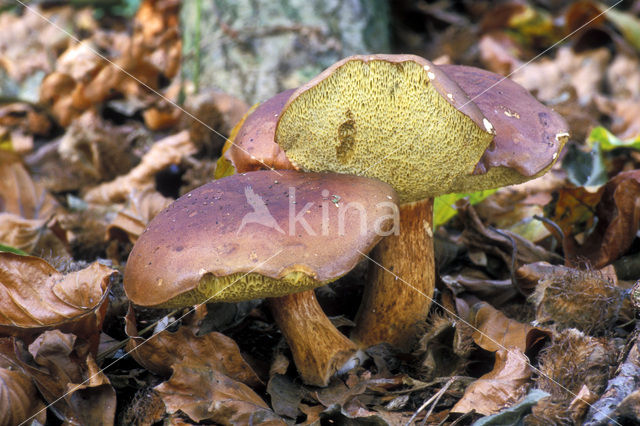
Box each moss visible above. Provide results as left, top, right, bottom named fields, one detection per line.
left=155, top=271, right=329, bottom=308
left=276, top=59, right=493, bottom=203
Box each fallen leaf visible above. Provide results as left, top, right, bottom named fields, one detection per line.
left=452, top=349, right=532, bottom=416
left=125, top=306, right=261, bottom=386
left=0, top=152, right=58, bottom=220
left=267, top=374, right=302, bottom=419
left=511, top=46, right=609, bottom=106
left=0, top=252, right=115, bottom=350
left=106, top=188, right=173, bottom=243
left=478, top=32, right=523, bottom=75
left=565, top=170, right=640, bottom=267
left=0, top=338, right=46, bottom=426
left=0, top=213, right=70, bottom=261
left=155, top=364, right=283, bottom=425
left=84, top=130, right=196, bottom=204
left=469, top=301, right=544, bottom=353
left=13, top=330, right=116, bottom=425
left=473, top=388, right=550, bottom=426
left=458, top=202, right=562, bottom=270
left=0, top=152, right=69, bottom=259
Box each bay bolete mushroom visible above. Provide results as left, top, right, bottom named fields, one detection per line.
left=214, top=88, right=368, bottom=386
left=274, top=54, right=569, bottom=350
left=124, top=170, right=398, bottom=386
left=219, top=89, right=295, bottom=175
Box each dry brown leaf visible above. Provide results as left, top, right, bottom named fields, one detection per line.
left=0, top=152, right=58, bottom=220
left=0, top=153, right=68, bottom=258
left=565, top=170, right=640, bottom=267
left=606, top=54, right=640, bottom=99
left=595, top=96, right=640, bottom=140
left=0, top=103, right=52, bottom=140
left=155, top=364, right=283, bottom=425
left=0, top=6, right=74, bottom=82
left=38, top=0, right=180, bottom=126
left=0, top=252, right=115, bottom=350
left=84, top=130, right=196, bottom=204
left=452, top=349, right=532, bottom=416
left=511, top=46, right=609, bottom=105
left=478, top=32, right=524, bottom=75
left=458, top=202, right=562, bottom=269
left=106, top=188, right=173, bottom=243
left=0, top=213, right=70, bottom=261
left=469, top=301, right=538, bottom=353
left=13, top=330, right=116, bottom=425
left=125, top=306, right=261, bottom=386
left=546, top=186, right=602, bottom=241
left=0, top=338, right=46, bottom=426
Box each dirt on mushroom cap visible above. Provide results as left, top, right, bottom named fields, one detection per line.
left=124, top=170, right=398, bottom=307
left=275, top=55, right=495, bottom=203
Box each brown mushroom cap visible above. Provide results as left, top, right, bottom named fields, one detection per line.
left=275, top=54, right=495, bottom=203
left=225, top=89, right=295, bottom=173
left=440, top=65, right=570, bottom=192
left=124, top=170, right=398, bottom=307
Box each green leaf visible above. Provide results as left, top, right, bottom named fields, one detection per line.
left=588, top=126, right=640, bottom=151
left=0, top=244, right=29, bottom=256
left=473, top=389, right=550, bottom=426
left=433, top=189, right=497, bottom=228
left=562, top=142, right=607, bottom=187
left=604, top=6, right=640, bottom=51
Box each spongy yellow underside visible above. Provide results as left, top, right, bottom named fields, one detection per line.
left=155, top=271, right=326, bottom=308
left=276, top=60, right=493, bottom=202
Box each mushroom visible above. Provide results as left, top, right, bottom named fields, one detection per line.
left=214, top=88, right=368, bottom=386
left=221, top=89, right=295, bottom=174
left=124, top=170, right=399, bottom=386
left=274, top=54, right=569, bottom=350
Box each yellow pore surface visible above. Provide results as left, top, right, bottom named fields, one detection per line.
left=276, top=59, right=494, bottom=203
left=154, top=271, right=324, bottom=308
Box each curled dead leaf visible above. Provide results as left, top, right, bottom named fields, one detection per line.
left=106, top=188, right=173, bottom=244
left=0, top=152, right=58, bottom=220
left=0, top=338, right=46, bottom=426
left=0, top=153, right=69, bottom=260
left=155, top=365, right=283, bottom=425
left=452, top=349, right=532, bottom=416
left=84, top=131, right=196, bottom=204
left=564, top=170, right=640, bottom=267
left=468, top=301, right=548, bottom=353
left=0, top=252, right=115, bottom=351
left=125, top=306, right=261, bottom=386
left=12, top=330, right=116, bottom=425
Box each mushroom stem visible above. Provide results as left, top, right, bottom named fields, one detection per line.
left=267, top=290, right=359, bottom=387
left=351, top=199, right=435, bottom=351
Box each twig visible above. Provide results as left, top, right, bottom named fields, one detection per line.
left=406, top=376, right=459, bottom=425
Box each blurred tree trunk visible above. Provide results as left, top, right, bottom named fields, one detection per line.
left=181, top=0, right=390, bottom=105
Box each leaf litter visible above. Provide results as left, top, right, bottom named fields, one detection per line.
left=3, top=0, right=640, bottom=424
